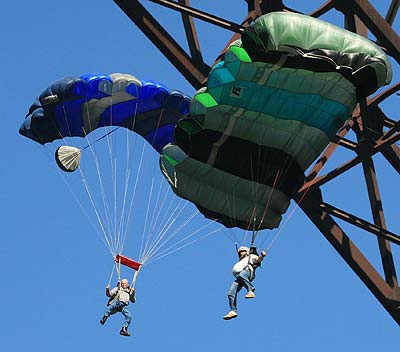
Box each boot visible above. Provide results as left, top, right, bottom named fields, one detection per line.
left=245, top=291, right=255, bottom=299
left=99, top=315, right=108, bottom=325
left=223, top=310, right=238, bottom=320
left=120, top=327, right=131, bottom=336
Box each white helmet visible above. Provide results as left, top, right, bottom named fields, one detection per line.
left=237, top=246, right=249, bottom=254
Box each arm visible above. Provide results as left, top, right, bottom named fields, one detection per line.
left=129, top=287, right=136, bottom=303
left=106, top=286, right=118, bottom=298
left=253, top=251, right=267, bottom=265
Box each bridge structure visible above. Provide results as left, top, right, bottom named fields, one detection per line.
left=113, top=0, right=400, bottom=325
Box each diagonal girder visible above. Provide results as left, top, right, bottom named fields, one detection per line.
left=320, top=202, right=400, bottom=245
left=114, top=0, right=210, bottom=89
left=334, top=0, right=400, bottom=62
left=297, top=189, right=400, bottom=324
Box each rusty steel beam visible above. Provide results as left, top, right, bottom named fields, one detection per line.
left=149, top=0, right=246, bottom=33
left=334, top=0, right=400, bottom=63
left=369, top=82, right=400, bottom=108
left=381, top=144, right=400, bottom=173
left=209, top=12, right=257, bottom=70
left=331, top=135, right=358, bottom=151
left=310, top=0, right=335, bottom=17
left=386, top=0, right=400, bottom=25
left=300, top=128, right=400, bottom=192
left=114, top=0, right=209, bottom=89
left=302, top=96, right=400, bottom=191
left=349, top=98, right=397, bottom=287
left=304, top=120, right=354, bottom=182
left=358, top=141, right=398, bottom=287
left=178, top=0, right=203, bottom=65
left=297, top=189, right=400, bottom=324
left=114, top=0, right=400, bottom=327
left=344, top=10, right=369, bottom=37
left=320, top=202, right=400, bottom=245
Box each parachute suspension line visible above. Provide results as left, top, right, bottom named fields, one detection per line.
left=107, top=262, right=116, bottom=287
left=137, top=104, right=193, bottom=262
left=144, top=220, right=223, bottom=265
left=116, top=166, right=131, bottom=252
left=81, top=126, right=116, bottom=251
left=244, top=53, right=291, bottom=237
left=149, top=106, right=166, bottom=149
left=260, top=124, right=339, bottom=252
left=140, top=201, right=179, bottom=261
left=251, top=145, right=265, bottom=224
left=257, top=168, right=282, bottom=232
left=113, top=159, right=119, bottom=251
left=116, top=94, right=141, bottom=254
left=116, top=256, right=122, bottom=283
left=60, top=105, right=75, bottom=145
left=225, top=191, right=237, bottom=230
left=145, top=225, right=222, bottom=265
left=117, top=114, right=134, bottom=251
left=119, top=140, right=147, bottom=252
left=255, top=116, right=309, bottom=251
left=59, top=105, right=116, bottom=253
left=102, top=102, right=120, bottom=253
left=264, top=163, right=325, bottom=252
left=43, top=144, right=114, bottom=257
left=140, top=176, right=171, bottom=261
left=245, top=217, right=258, bottom=266
left=130, top=265, right=141, bottom=288
left=140, top=201, right=195, bottom=263
left=251, top=216, right=257, bottom=245
left=147, top=175, right=169, bottom=239
left=140, top=200, right=191, bottom=263
left=115, top=126, right=135, bottom=247
left=222, top=227, right=243, bottom=247
left=144, top=207, right=197, bottom=261
left=77, top=168, right=114, bottom=254
left=79, top=127, right=121, bottom=151
left=144, top=188, right=189, bottom=251
left=139, top=177, right=156, bottom=259
left=78, top=102, right=118, bottom=253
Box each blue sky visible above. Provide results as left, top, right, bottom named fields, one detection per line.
left=1, top=0, right=399, bottom=351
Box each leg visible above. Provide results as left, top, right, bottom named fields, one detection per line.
left=227, top=280, right=243, bottom=312
left=236, top=269, right=255, bottom=293
left=101, top=300, right=120, bottom=324
left=223, top=279, right=243, bottom=320
left=103, top=300, right=120, bottom=317
left=119, top=305, right=132, bottom=336
left=121, top=306, right=132, bottom=329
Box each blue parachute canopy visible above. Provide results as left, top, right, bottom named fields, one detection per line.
left=20, top=73, right=191, bottom=153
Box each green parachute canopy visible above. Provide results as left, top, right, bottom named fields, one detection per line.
left=161, top=12, right=392, bottom=231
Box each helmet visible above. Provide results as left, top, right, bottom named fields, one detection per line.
left=237, top=246, right=249, bottom=253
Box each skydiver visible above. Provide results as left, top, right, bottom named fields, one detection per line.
left=223, top=246, right=266, bottom=320
left=99, top=278, right=136, bottom=336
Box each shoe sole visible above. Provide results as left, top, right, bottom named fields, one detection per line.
left=245, top=294, right=255, bottom=299
left=223, top=315, right=238, bottom=320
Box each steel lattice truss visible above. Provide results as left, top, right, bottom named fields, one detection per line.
left=114, top=0, right=400, bottom=325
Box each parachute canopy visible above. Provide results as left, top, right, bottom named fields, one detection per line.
left=20, top=73, right=191, bottom=153
left=20, top=72, right=210, bottom=269
left=160, top=12, right=392, bottom=231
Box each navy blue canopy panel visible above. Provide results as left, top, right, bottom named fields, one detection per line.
left=20, top=73, right=191, bottom=153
